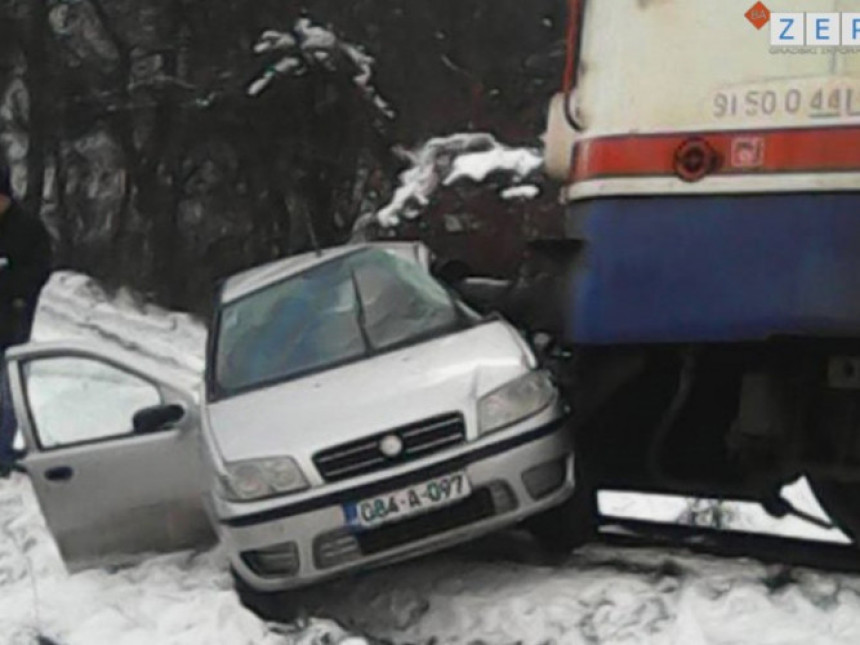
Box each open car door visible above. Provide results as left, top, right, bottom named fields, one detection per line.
left=6, top=340, right=215, bottom=571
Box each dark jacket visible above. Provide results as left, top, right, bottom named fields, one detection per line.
left=0, top=202, right=52, bottom=350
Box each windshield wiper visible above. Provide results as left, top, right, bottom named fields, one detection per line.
left=349, top=270, right=375, bottom=354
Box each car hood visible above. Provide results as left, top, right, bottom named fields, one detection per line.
left=205, top=320, right=534, bottom=464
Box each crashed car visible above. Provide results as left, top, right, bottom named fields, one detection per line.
left=8, top=243, right=576, bottom=592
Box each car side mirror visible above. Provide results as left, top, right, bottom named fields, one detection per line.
left=132, top=404, right=185, bottom=435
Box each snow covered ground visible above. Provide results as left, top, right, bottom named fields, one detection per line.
left=0, top=474, right=349, bottom=645
left=297, top=541, right=860, bottom=645
left=1, top=274, right=362, bottom=645
left=2, top=272, right=860, bottom=644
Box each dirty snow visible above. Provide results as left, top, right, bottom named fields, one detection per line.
left=2, top=273, right=860, bottom=643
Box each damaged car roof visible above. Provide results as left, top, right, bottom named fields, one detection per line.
left=220, top=242, right=430, bottom=304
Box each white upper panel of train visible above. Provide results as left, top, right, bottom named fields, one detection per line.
left=573, top=0, right=860, bottom=136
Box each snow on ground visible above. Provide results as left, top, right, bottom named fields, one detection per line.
left=0, top=474, right=303, bottom=645
left=3, top=272, right=860, bottom=643
left=34, top=272, right=206, bottom=387
left=0, top=275, right=364, bottom=645
left=295, top=541, right=860, bottom=644
left=600, top=478, right=850, bottom=545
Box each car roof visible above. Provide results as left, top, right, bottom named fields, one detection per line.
left=219, top=241, right=432, bottom=304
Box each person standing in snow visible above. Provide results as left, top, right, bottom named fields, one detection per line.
left=0, top=162, right=52, bottom=476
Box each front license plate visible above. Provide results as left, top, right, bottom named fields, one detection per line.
left=344, top=472, right=472, bottom=529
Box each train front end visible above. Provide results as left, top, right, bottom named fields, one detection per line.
left=548, top=0, right=860, bottom=540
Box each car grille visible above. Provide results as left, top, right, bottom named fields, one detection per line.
left=314, top=413, right=467, bottom=482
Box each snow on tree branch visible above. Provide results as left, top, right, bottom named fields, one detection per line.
left=444, top=147, right=543, bottom=185
left=253, top=30, right=297, bottom=54
left=248, top=18, right=394, bottom=119
left=500, top=184, right=541, bottom=201
left=352, top=133, right=543, bottom=235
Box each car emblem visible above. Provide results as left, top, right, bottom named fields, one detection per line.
left=379, top=434, right=404, bottom=458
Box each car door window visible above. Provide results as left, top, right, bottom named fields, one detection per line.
left=23, top=357, right=162, bottom=449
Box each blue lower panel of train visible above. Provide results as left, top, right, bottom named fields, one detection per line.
left=567, top=192, right=860, bottom=345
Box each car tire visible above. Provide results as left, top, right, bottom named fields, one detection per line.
left=527, top=484, right=598, bottom=555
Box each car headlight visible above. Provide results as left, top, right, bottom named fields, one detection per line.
left=478, top=370, right=557, bottom=435
left=219, top=457, right=309, bottom=502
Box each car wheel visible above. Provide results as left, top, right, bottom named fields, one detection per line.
left=527, top=485, right=598, bottom=555
left=808, top=477, right=860, bottom=544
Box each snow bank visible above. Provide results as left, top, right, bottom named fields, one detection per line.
left=33, top=272, right=206, bottom=388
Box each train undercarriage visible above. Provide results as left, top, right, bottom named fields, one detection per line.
left=564, top=341, right=860, bottom=542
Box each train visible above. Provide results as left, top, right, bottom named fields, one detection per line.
left=534, top=0, right=860, bottom=543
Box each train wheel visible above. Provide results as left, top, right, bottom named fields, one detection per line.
left=808, top=478, right=860, bottom=543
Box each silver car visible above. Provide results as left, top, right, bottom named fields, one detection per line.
left=8, top=243, right=576, bottom=592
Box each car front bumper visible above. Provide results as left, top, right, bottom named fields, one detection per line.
left=213, top=416, right=574, bottom=592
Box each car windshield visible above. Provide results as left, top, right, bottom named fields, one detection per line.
left=213, top=247, right=468, bottom=396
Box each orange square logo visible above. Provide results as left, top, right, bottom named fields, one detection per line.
left=745, top=2, right=771, bottom=30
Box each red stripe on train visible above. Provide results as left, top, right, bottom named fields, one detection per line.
left=570, top=126, right=860, bottom=183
